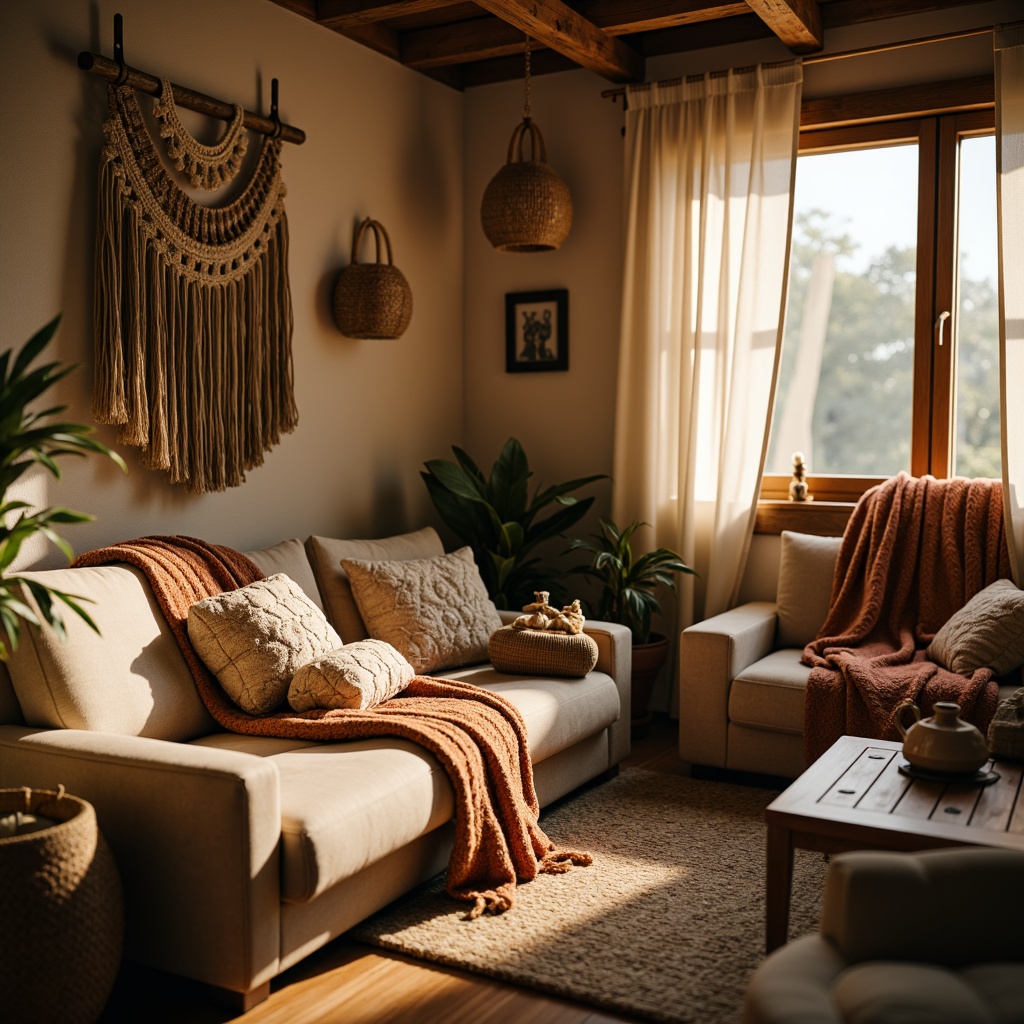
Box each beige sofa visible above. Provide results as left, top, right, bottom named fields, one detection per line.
left=742, top=847, right=1024, bottom=1024
left=679, top=531, right=1019, bottom=779
left=0, top=527, right=631, bottom=1009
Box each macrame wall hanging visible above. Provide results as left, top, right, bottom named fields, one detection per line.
left=86, top=25, right=303, bottom=494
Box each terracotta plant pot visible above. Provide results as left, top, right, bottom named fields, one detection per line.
left=630, top=632, right=669, bottom=736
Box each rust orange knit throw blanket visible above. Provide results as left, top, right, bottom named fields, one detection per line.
left=802, top=474, right=1011, bottom=766
left=72, top=536, right=590, bottom=916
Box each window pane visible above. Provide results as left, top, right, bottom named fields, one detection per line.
left=768, top=145, right=918, bottom=477
left=953, top=135, right=1001, bottom=478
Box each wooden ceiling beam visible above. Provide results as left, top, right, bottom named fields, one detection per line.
left=743, top=0, right=822, bottom=53
left=469, top=0, right=645, bottom=82
left=317, top=0, right=464, bottom=29
left=578, top=0, right=750, bottom=34
left=402, top=2, right=747, bottom=74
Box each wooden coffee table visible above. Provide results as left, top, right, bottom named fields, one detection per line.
left=764, top=734, right=1024, bottom=952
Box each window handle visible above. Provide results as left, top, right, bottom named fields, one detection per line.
left=935, top=310, right=950, bottom=347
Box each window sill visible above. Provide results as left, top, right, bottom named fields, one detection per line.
left=754, top=500, right=854, bottom=536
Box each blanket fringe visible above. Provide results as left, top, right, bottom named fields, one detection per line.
left=464, top=885, right=516, bottom=920
left=540, top=848, right=593, bottom=874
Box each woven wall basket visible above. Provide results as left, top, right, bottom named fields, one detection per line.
left=333, top=217, right=413, bottom=339
left=481, top=118, right=573, bottom=253
left=0, top=787, right=123, bottom=1023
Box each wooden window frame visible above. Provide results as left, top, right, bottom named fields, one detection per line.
left=757, top=78, right=996, bottom=535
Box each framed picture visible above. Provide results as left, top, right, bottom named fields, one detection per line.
left=505, top=289, right=568, bottom=373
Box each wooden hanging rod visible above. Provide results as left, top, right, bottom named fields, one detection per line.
left=600, top=24, right=994, bottom=108
left=77, top=14, right=305, bottom=145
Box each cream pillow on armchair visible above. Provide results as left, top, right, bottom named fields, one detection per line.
left=341, top=547, right=502, bottom=673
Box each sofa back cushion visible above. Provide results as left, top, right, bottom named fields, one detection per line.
left=5, top=564, right=214, bottom=739
left=305, top=527, right=444, bottom=641
left=245, top=537, right=323, bottom=610
left=776, top=531, right=843, bottom=648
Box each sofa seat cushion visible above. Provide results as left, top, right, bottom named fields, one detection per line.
left=435, top=665, right=620, bottom=764
left=834, top=961, right=1023, bottom=1024
left=194, top=732, right=455, bottom=903
left=729, top=649, right=810, bottom=735
left=193, top=667, right=620, bottom=902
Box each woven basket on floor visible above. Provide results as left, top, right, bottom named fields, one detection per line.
left=333, top=217, right=413, bottom=339
left=988, top=686, right=1024, bottom=761
left=481, top=118, right=572, bottom=253
left=488, top=625, right=598, bottom=678
left=0, top=787, right=123, bottom=1024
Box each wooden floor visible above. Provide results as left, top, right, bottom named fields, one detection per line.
left=100, top=716, right=690, bottom=1024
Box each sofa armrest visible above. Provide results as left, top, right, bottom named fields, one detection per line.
left=582, top=618, right=632, bottom=765
left=679, top=601, right=778, bottom=768
left=821, top=848, right=1024, bottom=967
left=0, top=725, right=282, bottom=995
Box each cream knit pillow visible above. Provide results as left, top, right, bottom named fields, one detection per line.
left=288, top=639, right=414, bottom=711
left=926, top=579, right=1024, bottom=676
left=341, top=547, right=501, bottom=673
left=188, top=574, right=342, bottom=715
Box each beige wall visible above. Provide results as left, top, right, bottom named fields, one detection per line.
left=462, top=70, right=624, bottom=519
left=0, top=0, right=464, bottom=568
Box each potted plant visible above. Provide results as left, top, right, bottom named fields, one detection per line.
left=421, top=437, right=605, bottom=610
left=567, top=518, right=696, bottom=734
left=1, top=314, right=126, bottom=658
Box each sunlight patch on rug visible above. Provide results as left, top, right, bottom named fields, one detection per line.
left=352, top=768, right=828, bottom=1024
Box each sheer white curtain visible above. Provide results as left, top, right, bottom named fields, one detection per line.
left=613, top=64, right=802, bottom=640
left=995, top=24, right=1024, bottom=586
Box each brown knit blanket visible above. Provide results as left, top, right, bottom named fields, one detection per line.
left=72, top=536, right=590, bottom=916
left=802, top=474, right=1011, bottom=765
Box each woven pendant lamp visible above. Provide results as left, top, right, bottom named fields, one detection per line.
left=481, top=38, right=572, bottom=252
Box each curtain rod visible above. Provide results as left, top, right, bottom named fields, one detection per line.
left=601, top=25, right=994, bottom=107
left=77, top=14, right=305, bottom=145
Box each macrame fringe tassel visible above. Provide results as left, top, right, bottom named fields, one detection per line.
left=93, top=145, right=297, bottom=494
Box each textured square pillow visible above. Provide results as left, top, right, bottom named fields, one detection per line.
left=926, top=579, right=1024, bottom=676
left=341, top=547, right=502, bottom=673
left=776, top=531, right=843, bottom=648
left=288, top=639, right=414, bottom=712
left=188, top=574, right=342, bottom=715
left=305, top=528, right=444, bottom=641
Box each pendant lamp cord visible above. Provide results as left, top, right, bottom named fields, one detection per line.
left=524, top=35, right=532, bottom=120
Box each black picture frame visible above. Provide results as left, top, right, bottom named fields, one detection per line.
left=505, top=289, right=569, bottom=373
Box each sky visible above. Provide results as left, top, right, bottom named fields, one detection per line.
left=794, top=135, right=998, bottom=285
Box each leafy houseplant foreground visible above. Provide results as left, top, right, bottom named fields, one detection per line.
left=422, top=437, right=605, bottom=610
left=0, top=315, right=126, bottom=658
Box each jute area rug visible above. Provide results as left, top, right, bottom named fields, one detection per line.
left=352, top=768, right=828, bottom=1023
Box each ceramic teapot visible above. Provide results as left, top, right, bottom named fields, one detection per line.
left=895, top=700, right=991, bottom=774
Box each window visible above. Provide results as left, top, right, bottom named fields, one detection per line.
left=764, top=107, right=1000, bottom=503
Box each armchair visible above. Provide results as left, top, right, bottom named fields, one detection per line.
left=679, top=532, right=841, bottom=777
left=742, top=847, right=1024, bottom=1024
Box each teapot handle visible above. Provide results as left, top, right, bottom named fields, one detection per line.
left=894, top=700, right=921, bottom=740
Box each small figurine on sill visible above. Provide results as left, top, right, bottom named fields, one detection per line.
left=789, top=451, right=814, bottom=502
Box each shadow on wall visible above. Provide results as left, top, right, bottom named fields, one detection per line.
left=399, top=86, right=453, bottom=233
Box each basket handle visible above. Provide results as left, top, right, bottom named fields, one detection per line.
left=351, top=217, right=394, bottom=266
left=506, top=118, right=547, bottom=165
